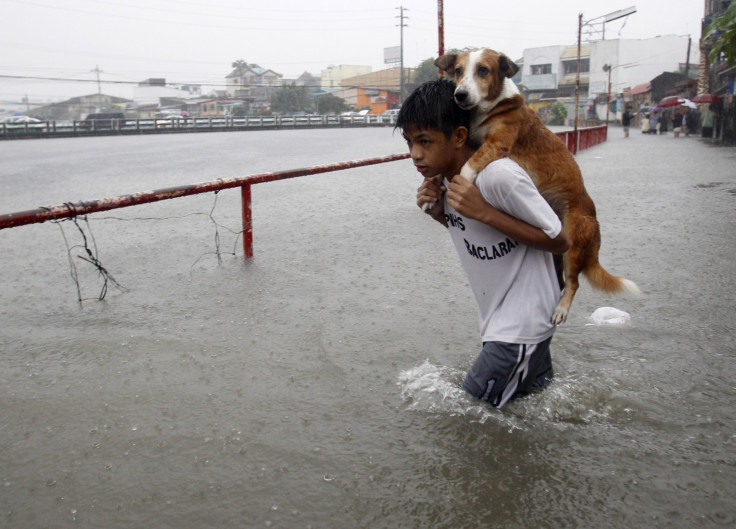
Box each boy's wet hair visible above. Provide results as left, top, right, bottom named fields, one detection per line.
left=395, top=79, right=471, bottom=139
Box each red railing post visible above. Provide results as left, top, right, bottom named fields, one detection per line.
left=241, top=183, right=253, bottom=258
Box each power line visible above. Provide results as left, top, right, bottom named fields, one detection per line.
left=7, top=0, right=398, bottom=30
left=0, top=74, right=409, bottom=95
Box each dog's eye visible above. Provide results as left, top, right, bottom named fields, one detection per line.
left=454, top=67, right=463, bottom=77
left=477, top=66, right=489, bottom=77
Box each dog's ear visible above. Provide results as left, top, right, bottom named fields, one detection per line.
left=499, top=55, right=520, bottom=79
left=435, top=54, right=457, bottom=76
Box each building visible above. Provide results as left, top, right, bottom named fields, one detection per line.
left=132, top=78, right=201, bottom=107
left=521, top=35, right=698, bottom=122
left=226, top=63, right=283, bottom=112
left=700, top=0, right=733, bottom=95
left=334, top=67, right=413, bottom=113
left=699, top=0, right=735, bottom=142
left=320, top=65, right=372, bottom=90
left=31, top=93, right=132, bottom=121
left=291, top=71, right=320, bottom=88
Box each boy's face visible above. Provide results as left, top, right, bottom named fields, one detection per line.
left=402, top=126, right=457, bottom=180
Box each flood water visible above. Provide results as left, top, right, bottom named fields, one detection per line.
left=1, top=128, right=735, bottom=528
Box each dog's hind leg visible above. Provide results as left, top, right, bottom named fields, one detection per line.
left=551, top=212, right=598, bottom=324
left=552, top=250, right=581, bottom=324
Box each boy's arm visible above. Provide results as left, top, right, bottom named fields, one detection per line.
left=446, top=176, right=569, bottom=254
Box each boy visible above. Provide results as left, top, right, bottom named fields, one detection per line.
left=396, top=80, right=570, bottom=408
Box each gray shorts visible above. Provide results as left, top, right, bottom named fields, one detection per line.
left=462, top=336, right=554, bottom=408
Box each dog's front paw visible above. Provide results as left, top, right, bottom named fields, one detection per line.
left=459, top=163, right=478, bottom=183
left=421, top=200, right=436, bottom=213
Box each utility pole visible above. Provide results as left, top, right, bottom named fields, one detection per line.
left=92, top=64, right=103, bottom=95
left=396, top=6, right=408, bottom=103
left=574, top=12, right=582, bottom=154
left=92, top=64, right=103, bottom=112
left=437, top=0, right=444, bottom=60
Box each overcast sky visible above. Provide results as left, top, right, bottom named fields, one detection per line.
left=1, top=0, right=705, bottom=105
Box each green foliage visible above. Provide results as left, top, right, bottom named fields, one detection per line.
left=548, top=101, right=568, bottom=126
left=230, top=104, right=247, bottom=117
left=316, top=93, right=347, bottom=115
left=414, top=57, right=441, bottom=85
left=706, top=2, right=736, bottom=65
left=270, top=83, right=312, bottom=114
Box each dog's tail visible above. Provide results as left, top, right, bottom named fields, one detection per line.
left=584, top=262, right=643, bottom=297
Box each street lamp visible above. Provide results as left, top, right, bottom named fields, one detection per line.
left=584, top=7, right=637, bottom=40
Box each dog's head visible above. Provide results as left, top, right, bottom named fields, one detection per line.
left=435, top=49, right=519, bottom=111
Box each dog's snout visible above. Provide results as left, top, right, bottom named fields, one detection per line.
left=455, top=90, right=468, bottom=103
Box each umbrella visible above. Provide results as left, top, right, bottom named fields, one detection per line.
left=691, top=93, right=721, bottom=104
left=681, top=99, right=697, bottom=109
left=658, top=96, right=686, bottom=108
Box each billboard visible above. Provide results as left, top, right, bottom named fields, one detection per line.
left=384, top=46, right=401, bottom=65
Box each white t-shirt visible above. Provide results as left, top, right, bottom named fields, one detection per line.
left=444, top=158, right=562, bottom=344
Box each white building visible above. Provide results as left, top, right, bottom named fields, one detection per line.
left=226, top=64, right=283, bottom=111
left=320, top=65, right=372, bottom=90
left=521, top=35, right=698, bottom=120
left=131, top=79, right=201, bottom=106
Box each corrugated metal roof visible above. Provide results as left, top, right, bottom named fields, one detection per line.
left=561, top=45, right=590, bottom=59
left=632, top=82, right=652, bottom=95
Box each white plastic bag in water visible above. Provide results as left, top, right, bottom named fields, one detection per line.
left=589, top=307, right=631, bottom=325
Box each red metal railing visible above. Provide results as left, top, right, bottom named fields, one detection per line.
left=555, top=125, right=608, bottom=154
left=0, top=126, right=608, bottom=258
left=0, top=153, right=410, bottom=257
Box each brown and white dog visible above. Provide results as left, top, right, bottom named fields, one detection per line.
left=435, top=48, right=640, bottom=324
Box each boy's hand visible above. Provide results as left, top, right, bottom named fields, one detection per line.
left=416, top=177, right=446, bottom=224
left=446, top=176, right=491, bottom=221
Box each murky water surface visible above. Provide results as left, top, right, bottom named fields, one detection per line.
left=1, top=128, right=735, bottom=528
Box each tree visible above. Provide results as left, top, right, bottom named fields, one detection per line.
left=270, top=83, right=312, bottom=114
left=230, top=104, right=247, bottom=117
left=231, top=59, right=248, bottom=73
left=705, top=2, right=736, bottom=65
left=548, top=101, right=568, bottom=126
left=316, top=93, right=347, bottom=115
left=413, top=57, right=441, bottom=85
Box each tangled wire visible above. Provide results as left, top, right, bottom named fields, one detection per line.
left=42, top=191, right=242, bottom=304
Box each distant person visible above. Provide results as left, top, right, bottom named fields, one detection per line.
left=396, top=80, right=570, bottom=408
left=641, top=112, right=650, bottom=134
left=683, top=110, right=690, bottom=137
left=673, top=109, right=684, bottom=138
left=659, top=110, right=669, bottom=135
left=701, top=105, right=714, bottom=138
left=649, top=109, right=660, bottom=134
left=687, top=108, right=700, bottom=136
left=622, top=106, right=634, bottom=138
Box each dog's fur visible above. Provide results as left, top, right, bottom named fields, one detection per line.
left=435, top=48, right=640, bottom=324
